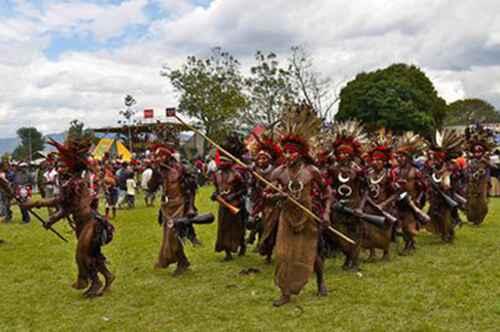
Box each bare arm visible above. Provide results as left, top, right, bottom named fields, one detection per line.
left=22, top=196, right=62, bottom=209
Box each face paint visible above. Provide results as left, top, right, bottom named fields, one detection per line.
left=372, top=158, right=385, bottom=171
left=396, top=153, right=408, bottom=166
left=256, top=154, right=270, bottom=168
left=283, top=143, right=303, bottom=165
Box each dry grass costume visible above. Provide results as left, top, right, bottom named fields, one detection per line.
left=22, top=139, right=115, bottom=298
left=361, top=132, right=397, bottom=261
left=464, top=125, right=495, bottom=225
left=246, top=133, right=282, bottom=263
left=265, top=103, right=329, bottom=307
left=326, top=121, right=368, bottom=271
left=393, top=132, right=429, bottom=254
left=148, top=145, right=199, bottom=275
left=211, top=133, right=247, bottom=261
left=426, top=130, right=465, bottom=243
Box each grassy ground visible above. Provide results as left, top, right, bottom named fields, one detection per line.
left=1, top=186, right=500, bottom=332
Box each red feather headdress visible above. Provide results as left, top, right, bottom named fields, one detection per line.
left=330, top=121, right=367, bottom=157
left=277, top=102, right=321, bottom=157
left=247, top=130, right=282, bottom=162
left=150, top=143, right=174, bottom=160
left=48, top=138, right=91, bottom=173
left=367, top=128, right=393, bottom=162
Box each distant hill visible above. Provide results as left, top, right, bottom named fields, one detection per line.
left=0, top=137, right=19, bottom=155
left=0, top=131, right=193, bottom=156
left=0, top=132, right=66, bottom=155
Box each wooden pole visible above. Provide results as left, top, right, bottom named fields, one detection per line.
left=172, top=114, right=355, bottom=245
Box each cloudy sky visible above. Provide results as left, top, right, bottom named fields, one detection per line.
left=1, top=0, right=500, bottom=138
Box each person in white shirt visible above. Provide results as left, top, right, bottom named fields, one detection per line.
left=126, top=173, right=136, bottom=208
left=43, top=164, right=59, bottom=216
left=141, top=161, right=155, bottom=206
left=207, top=158, right=217, bottom=178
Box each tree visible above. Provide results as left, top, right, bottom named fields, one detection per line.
left=162, top=47, right=247, bottom=142
left=444, top=98, right=500, bottom=126
left=289, top=45, right=343, bottom=122
left=242, top=51, right=294, bottom=129
left=12, top=127, right=45, bottom=161
left=336, top=63, right=446, bottom=136
left=1, top=153, right=10, bottom=169
left=66, top=120, right=96, bottom=143
left=118, top=94, right=140, bottom=152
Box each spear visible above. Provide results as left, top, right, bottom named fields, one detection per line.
left=167, top=111, right=355, bottom=245
left=0, top=177, right=68, bottom=243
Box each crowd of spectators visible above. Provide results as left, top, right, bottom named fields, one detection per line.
left=0, top=151, right=214, bottom=223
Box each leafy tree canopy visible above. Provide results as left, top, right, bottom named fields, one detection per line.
left=12, top=127, right=45, bottom=161
left=242, top=51, right=294, bottom=130
left=66, top=120, right=96, bottom=143
left=444, top=98, right=500, bottom=126
left=336, top=63, right=446, bottom=136
left=163, top=47, right=247, bottom=141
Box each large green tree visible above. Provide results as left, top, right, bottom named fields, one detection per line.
left=163, top=47, right=247, bottom=141
left=336, top=63, right=446, bottom=135
left=12, top=127, right=45, bottom=161
left=66, top=119, right=96, bottom=143
left=444, top=98, right=500, bottom=126
left=242, top=51, right=294, bottom=129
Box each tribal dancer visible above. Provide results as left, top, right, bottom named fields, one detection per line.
left=246, top=133, right=282, bottom=263
left=426, top=130, right=465, bottom=243
left=211, top=133, right=247, bottom=261
left=22, top=139, right=115, bottom=297
left=393, top=132, right=428, bottom=254
left=148, top=144, right=200, bottom=275
left=464, top=125, right=495, bottom=225
left=266, top=103, right=329, bottom=307
left=361, top=131, right=397, bottom=262
left=326, top=121, right=368, bottom=271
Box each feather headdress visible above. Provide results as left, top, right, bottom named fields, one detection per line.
left=430, top=129, right=465, bottom=160
left=277, top=102, right=321, bottom=156
left=150, top=142, right=174, bottom=160
left=247, top=129, right=281, bottom=162
left=465, top=124, right=496, bottom=153
left=367, top=128, right=394, bottom=161
left=310, top=134, right=333, bottom=164
left=48, top=138, right=92, bottom=173
left=395, top=132, right=427, bottom=157
left=330, top=120, right=368, bottom=157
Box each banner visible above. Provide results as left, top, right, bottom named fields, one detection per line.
left=144, top=109, right=154, bottom=118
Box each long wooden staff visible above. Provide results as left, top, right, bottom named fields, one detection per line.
left=169, top=113, right=355, bottom=245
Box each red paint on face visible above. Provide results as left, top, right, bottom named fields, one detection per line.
left=372, top=159, right=385, bottom=171
left=337, top=151, right=350, bottom=161
left=283, top=150, right=299, bottom=165
left=256, top=154, right=270, bottom=168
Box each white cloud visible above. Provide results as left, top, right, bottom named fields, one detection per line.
left=154, top=0, right=196, bottom=16
left=1, top=0, right=500, bottom=139
left=40, top=0, right=149, bottom=41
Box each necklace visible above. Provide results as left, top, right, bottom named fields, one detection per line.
left=338, top=172, right=350, bottom=183
left=432, top=173, right=442, bottom=183
left=370, top=170, right=385, bottom=184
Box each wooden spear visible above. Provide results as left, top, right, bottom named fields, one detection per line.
left=168, top=112, right=355, bottom=245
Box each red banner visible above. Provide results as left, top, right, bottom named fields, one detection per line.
left=144, top=109, right=154, bottom=118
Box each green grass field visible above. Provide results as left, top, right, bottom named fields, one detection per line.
left=1, top=186, right=500, bottom=331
